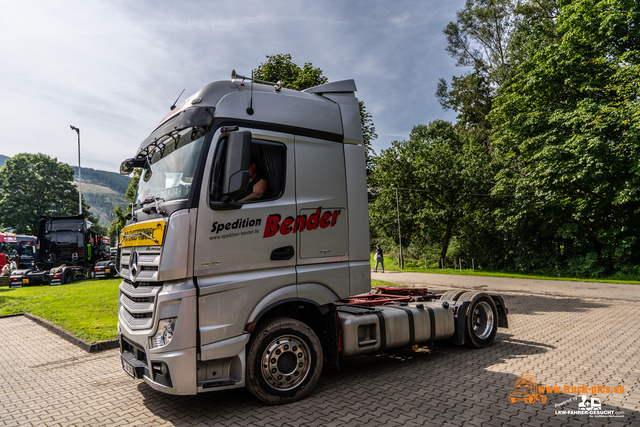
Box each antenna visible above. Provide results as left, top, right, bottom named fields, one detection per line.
left=170, top=89, right=185, bottom=111
left=231, top=69, right=283, bottom=116
left=246, top=71, right=254, bottom=115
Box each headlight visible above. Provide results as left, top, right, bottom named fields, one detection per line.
left=152, top=318, right=176, bottom=348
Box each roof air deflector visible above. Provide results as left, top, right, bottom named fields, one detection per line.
left=303, top=79, right=357, bottom=94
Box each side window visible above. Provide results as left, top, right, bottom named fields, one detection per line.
left=210, top=137, right=286, bottom=204
left=210, top=137, right=228, bottom=201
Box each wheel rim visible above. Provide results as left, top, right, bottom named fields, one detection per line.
left=472, top=301, right=494, bottom=339
left=261, top=335, right=311, bottom=391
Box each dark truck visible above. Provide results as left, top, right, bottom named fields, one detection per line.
left=9, top=215, right=105, bottom=287
left=94, top=237, right=117, bottom=279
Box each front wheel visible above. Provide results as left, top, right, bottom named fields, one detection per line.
left=246, top=317, right=323, bottom=404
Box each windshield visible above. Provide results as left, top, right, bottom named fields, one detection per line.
left=136, top=126, right=206, bottom=204
left=0, top=242, right=17, bottom=258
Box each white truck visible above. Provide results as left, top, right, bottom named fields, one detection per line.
left=116, top=72, right=508, bottom=404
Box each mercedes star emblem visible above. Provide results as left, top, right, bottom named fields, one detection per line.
left=130, top=250, right=140, bottom=283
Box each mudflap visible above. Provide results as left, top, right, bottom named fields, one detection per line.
left=490, top=294, right=509, bottom=328
left=452, top=301, right=470, bottom=346
left=326, top=304, right=340, bottom=370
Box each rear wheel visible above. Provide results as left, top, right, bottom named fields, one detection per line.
left=246, top=317, right=323, bottom=404
left=459, top=292, right=498, bottom=348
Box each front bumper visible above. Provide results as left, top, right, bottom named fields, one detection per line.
left=120, top=333, right=197, bottom=395
left=118, top=278, right=199, bottom=395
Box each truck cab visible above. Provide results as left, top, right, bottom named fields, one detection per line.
left=117, top=76, right=369, bottom=402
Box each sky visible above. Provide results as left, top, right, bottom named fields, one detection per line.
left=0, top=0, right=466, bottom=174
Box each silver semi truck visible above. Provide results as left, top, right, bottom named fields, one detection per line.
left=116, top=73, right=508, bottom=404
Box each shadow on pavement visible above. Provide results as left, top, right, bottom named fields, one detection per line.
left=502, top=293, right=613, bottom=315
left=134, top=334, right=636, bottom=426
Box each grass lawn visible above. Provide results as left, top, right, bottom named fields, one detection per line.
left=6, top=258, right=636, bottom=345
left=0, top=278, right=120, bottom=343
left=369, top=255, right=640, bottom=285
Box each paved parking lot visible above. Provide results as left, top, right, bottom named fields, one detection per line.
left=1, top=275, right=639, bottom=426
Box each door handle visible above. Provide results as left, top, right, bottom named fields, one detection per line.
left=271, top=246, right=295, bottom=261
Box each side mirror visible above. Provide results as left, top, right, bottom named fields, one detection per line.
left=119, top=157, right=149, bottom=175
left=222, top=131, right=251, bottom=195
left=120, top=159, right=135, bottom=175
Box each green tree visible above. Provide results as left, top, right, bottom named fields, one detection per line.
left=253, top=54, right=328, bottom=91
left=0, top=153, right=94, bottom=234
left=437, top=0, right=517, bottom=149
left=370, top=121, right=495, bottom=260
left=490, top=0, right=640, bottom=274
left=107, top=169, right=140, bottom=243
left=359, top=100, right=377, bottom=176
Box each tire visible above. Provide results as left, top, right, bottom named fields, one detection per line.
left=246, top=317, right=323, bottom=404
left=459, top=292, right=498, bottom=348
left=439, top=290, right=466, bottom=302
left=539, top=395, right=547, bottom=404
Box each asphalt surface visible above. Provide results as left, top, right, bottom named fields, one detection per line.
left=1, top=273, right=639, bottom=426
left=371, top=271, right=640, bottom=301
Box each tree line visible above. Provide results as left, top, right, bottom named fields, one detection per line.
left=3, top=15, right=638, bottom=280
left=0, top=153, right=101, bottom=235
left=370, top=0, right=640, bottom=278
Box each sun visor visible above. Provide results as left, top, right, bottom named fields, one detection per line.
left=137, top=107, right=215, bottom=155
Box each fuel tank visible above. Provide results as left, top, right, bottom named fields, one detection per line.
left=338, top=302, right=455, bottom=357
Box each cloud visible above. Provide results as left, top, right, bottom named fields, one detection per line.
left=0, top=0, right=464, bottom=171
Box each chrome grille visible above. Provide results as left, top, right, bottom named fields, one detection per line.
left=127, top=295, right=154, bottom=304
left=119, top=246, right=161, bottom=282
left=119, top=278, right=162, bottom=331
left=121, top=307, right=155, bottom=329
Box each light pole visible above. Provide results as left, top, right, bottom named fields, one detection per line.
left=70, top=125, right=82, bottom=215
left=392, top=184, right=404, bottom=269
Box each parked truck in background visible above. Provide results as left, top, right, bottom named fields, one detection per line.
left=94, top=236, right=117, bottom=279
left=0, top=232, right=18, bottom=269
left=116, top=72, right=508, bottom=404
left=9, top=215, right=104, bottom=287
left=16, top=235, right=37, bottom=270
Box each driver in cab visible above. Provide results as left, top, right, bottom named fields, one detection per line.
left=237, top=156, right=267, bottom=203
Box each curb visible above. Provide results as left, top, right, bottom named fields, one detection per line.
left=0, top=312, right=119, bottom=353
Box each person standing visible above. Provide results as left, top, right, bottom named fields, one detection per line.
left=374, top=244, right=384, bottom=273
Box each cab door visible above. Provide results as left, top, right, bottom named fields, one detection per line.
left=193, top=128, right=297, bottom=347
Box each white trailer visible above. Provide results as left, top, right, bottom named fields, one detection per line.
left=116, top=72, right=508, bottom=404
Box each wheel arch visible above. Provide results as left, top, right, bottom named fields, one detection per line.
left=246, top=283, right=340, bottom=363
left=246, top=283, right=339, bottom=328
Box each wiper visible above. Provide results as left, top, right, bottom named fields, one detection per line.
left=140, top=196, right=167, bottom=216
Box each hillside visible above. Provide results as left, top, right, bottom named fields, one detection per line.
left=71, top=166, right=130, bottom=225
left=1, top=155, right=130, bottom=226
